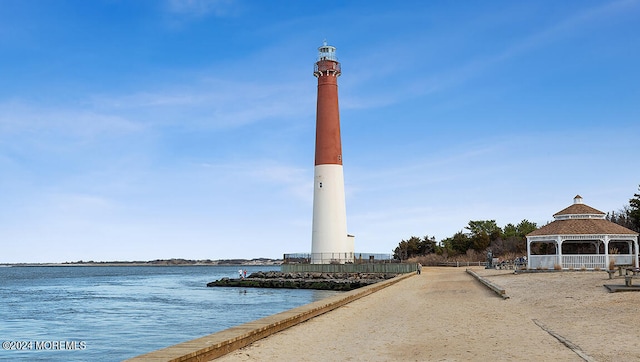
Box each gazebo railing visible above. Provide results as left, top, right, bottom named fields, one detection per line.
left=608, top=254, right=634, bottom=266
left=562, top=255, right=606, bottom=269
left=529, top=255, right=557, bottom=269
left=529, top=254, right=635, bottom=270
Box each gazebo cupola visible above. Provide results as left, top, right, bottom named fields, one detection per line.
left=526, top=195, right=639, bottom=270
left=553, top=195, right=606, bottom=221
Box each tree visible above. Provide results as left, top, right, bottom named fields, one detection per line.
left=629, top=185, right=640, bottom=232
left=494, top=219, right=537, bottom=255
left=419, top=235, right=437, bottom=255
left=466, top=220, right=501, bottom=238
left=466, top=220, right=501, bottom=251
left=607, top=185, right=640, bottom=232
left=471, top=231, right=491, bottom=251
left=516, top=219, right=537, bottom=236
left=393, top=235, right=437, bottom=260
left=448, top=231, right=472, bottom=255
left=393, top=237, right=418, bottom=260
left=503, top=223, right=518, bottom=239
left=607, top=207, right=634, bottom=230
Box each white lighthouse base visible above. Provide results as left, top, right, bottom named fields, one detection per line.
left=311, top=164, right=353, bottom=264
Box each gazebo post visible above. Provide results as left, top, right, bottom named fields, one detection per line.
left=634, top=239, right=639, bottom=268
left=556, top=236, right=563, bottom=269
left=604, top=235, right=610, bottom=270
left=526, top=237, right=531, bottom=269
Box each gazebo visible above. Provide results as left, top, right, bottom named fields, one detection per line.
left=526, top=195, right=639, bottom=270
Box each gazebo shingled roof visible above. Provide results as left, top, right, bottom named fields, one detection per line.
left=528, top=195, right=638, bottom=237
left=553, top=203, right=605, bottom=217
left=527, top=218, right=638, bottom=236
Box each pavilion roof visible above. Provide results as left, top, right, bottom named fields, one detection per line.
left=553, top=203, right=605, bottom=217
left=527, top=218, right=638, bottom=236
left=528, top=195, right=638, bottom=237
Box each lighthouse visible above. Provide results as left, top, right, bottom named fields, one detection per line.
left=311, top=41, right=354, bottom=264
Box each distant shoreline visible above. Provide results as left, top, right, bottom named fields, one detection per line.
left=0, top=258, right=283, bottom=267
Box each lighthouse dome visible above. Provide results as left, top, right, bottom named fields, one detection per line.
left=317, top=40, right=337, bottom=61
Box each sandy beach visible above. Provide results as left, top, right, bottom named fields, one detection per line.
left=215, top=267, right=639, bottom=361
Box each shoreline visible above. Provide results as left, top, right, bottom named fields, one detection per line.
left=126, top=272, right=415, bottom=361
left=0, top=261, right=283, bottom=267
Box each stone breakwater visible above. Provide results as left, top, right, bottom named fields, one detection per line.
left=207, top=271, right=399, bottom=291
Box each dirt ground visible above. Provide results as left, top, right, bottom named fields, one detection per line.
left=215, top=267, right=639, bottom=361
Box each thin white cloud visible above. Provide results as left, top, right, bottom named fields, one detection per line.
left=248, top=161, right=313, bottom=203
left=364, top=0, right=640, bottom=104
left=197, top=159, right=313, bottom=203
left=88, top=78, right=312, bottom=129
left=482, top=0, right=639, bottom=66
left=0, top=100, right=143, bottom=139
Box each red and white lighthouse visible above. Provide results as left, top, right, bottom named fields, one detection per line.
left=311, top=41, right=354, bottom=264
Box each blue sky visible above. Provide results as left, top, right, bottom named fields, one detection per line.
left=1, top=0, right=639, bottom=263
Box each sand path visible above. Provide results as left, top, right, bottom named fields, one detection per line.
left=216, top=267, right=617, bottom=361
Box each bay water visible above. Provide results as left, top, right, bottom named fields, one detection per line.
left=0, top=265, right=340, bottom=361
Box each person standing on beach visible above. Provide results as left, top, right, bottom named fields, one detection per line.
left=238, top=269, right=243, bottom=279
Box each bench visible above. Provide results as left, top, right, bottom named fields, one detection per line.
left=616, top=264, right=632, bottom=276
left=626, top=268, right=640, bottom=276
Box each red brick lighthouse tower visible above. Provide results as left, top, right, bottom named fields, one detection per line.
left=311, top=41, right=353, bottom=264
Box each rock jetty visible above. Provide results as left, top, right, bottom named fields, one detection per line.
left=207, top=271, right=399, bottom=291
